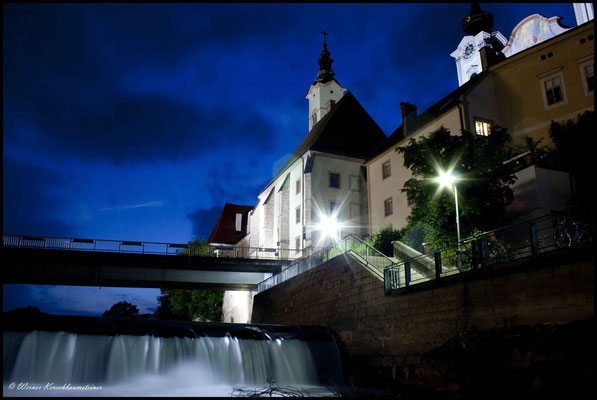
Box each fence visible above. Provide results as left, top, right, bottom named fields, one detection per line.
left=257, top=234, right=395, bottom=292
left=384, top=210, right=593, bottom=294
left=2, top=235, right=299, bottom=261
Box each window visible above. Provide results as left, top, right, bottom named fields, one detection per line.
left=235, top=213, right=242, bottom=232
left=384, top=198, right=393, bottom=217
left=295, top=206, right=301, bottom=224
left=577, top=57, right=594, bottom=96
left=475, top=120, right=492, bottom=136
left=327, top=99, right=336, bottom=111
left=583, top=63, right=594, bottom=93
left=350, top=203, right=360, bottom=220
left=382, top=160, right=391, bottom=179
left=349, top=175, right=359, bottom=191
left=540, top=73, right=567, bottom=108
left=295, top=236, right=301, bottom=253
left=330, top=201, right=337, bottom=214
left=329, top=172, right=340, bottom=189
left=295, top=179, right=301, bottom=195
left=544, top=76, right=563, bottom=105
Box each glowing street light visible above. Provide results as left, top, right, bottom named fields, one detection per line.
left=316, top=213, right=341, bottom=242
left=435, top=170, right=461, bottom=250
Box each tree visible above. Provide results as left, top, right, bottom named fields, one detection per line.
left=366, top=224, right=402, bottom=257
left=103, top=301, right=139, bottom=317
left=155, top=238, right=224, bottom=322
left=396, top=126, right=517, bottom=251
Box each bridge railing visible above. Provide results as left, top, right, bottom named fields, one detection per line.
left=257, top=234, right=396, bottom=293
left=384, top=210, right=593, bottom=294
left=2, top=235, right=300, bottom=261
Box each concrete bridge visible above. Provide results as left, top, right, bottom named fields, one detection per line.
left=3, top=235, right=293, bottom=290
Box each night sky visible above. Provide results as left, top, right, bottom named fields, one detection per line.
left=3, top=3, right=577, bottom=316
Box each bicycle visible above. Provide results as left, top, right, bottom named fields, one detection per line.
left=553, top=215, right=592, bottom=248
left=454, top=233, right=508, bottom=272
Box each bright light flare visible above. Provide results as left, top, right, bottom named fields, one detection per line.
left=316, top=214, right=342, bottom=241
left=435, top=169, right=458, bottom=189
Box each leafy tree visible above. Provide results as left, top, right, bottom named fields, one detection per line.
left=157, top=288, right=224, bottom=322
left=155, top=237, right=224, bottom=322
left=549, top=111, right=595, bottom=224
left=396, top=126, right=517, bottom=251
left=103, top=301, right=139, bottom=317
left=366, top=224, right=402, bottom=257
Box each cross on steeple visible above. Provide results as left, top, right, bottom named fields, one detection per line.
left=321, top=29, right=329, bottom=45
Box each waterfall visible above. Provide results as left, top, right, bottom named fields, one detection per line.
left=3, top=327, right=343, bottom=397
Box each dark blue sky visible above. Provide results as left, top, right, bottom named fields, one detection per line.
left=3, top=3, right=577, bottom=315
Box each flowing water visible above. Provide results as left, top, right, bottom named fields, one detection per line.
left=3, top=322, right=343, bottom=397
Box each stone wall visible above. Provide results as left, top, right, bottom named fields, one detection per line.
left=252, top=248, right=594, bottom=387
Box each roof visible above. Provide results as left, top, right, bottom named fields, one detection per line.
left=367, top=73, right=486, bottom=161
left=207, top=203, right=254, bottom=245
left=264, top=91, right=388, bottom=191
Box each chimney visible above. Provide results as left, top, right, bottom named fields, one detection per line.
left=400, top=102, right=417, bottom=136
left=479, top=45, right=505, bottom=71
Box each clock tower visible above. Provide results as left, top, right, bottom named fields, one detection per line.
left=451, top=2, right=507, bottom=86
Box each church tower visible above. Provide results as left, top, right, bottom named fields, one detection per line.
left=450, top=2, right=507, bottom=86
left=305, top=31, right=347, bottom=131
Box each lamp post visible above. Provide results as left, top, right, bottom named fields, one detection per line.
left=436, top=170, right=461, bottom=250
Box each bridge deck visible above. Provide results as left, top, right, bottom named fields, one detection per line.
left=3, top=247, right=290, bottom=290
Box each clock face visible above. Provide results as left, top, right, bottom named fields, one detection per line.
left=463, top=42, right=475, bottom=59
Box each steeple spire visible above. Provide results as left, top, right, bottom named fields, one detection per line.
left=315, top=29, right=335, bottom=84
left=462, top=1, right=494, bottom=35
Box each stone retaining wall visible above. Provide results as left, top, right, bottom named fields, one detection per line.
left=252, top=247, right=594, bottom=387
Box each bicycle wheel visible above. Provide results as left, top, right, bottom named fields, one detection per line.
left=577, top=229, right=592, bottom=245
left=488, top=242, right=508, bottom=264
left=553, top=228, right=569, bottom=248
left=455, top=250, right=473, bottom=272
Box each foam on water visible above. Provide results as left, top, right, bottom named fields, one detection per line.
left=3, top=330, right=339, bottom=397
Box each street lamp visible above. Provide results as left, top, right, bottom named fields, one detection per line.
left=436, top=170, right=461, bottom=250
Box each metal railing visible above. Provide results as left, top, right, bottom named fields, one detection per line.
left=257, top=234, right=396, bottom=292
left=384, top=210, right=593, bottom=294
left=2, top=234, right=300, bottom=261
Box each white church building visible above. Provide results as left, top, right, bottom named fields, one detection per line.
left=209, top=36, right=387, bottom=322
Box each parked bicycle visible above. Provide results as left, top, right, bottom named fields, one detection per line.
left=454, top=232, right=508, bottom=272
left=553, top=215, right=592, bottom=248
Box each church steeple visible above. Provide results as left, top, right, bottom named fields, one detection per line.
left=462, top=1, right=494, bottom=35
left=306, top=30, right=346, bottom=132
left=314, top=30, right=335, bottom=84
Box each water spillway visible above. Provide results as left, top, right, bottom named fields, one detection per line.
left=3, top=313, right=343, bottom=397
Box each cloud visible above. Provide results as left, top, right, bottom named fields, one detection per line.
left=187, top=206, right=223, bottom=241
left=3, top=157, right=75, bottom=237
left=100, top=200, right=165, bottom=212
left=4, top=4, right=280, bottom=165
left=3, top=284, right=160, bottom=316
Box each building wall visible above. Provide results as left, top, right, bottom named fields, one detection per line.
left=252, top=250, right=594, bottom=386
left=366, top=108, right=462, bottom=235
left=488, top=21, right=594, bottom=147
left=505, top=165, right=572, bottom=222
left=309, top=153, right=368, bottom=247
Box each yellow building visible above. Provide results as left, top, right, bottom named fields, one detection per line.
left=366, top=7, right=594, bottom=235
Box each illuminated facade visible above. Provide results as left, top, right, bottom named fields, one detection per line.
left=213, top=39, right=386, bottom=258
left=367, top=4, right=594, bottom=235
